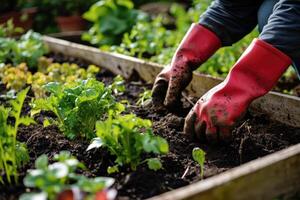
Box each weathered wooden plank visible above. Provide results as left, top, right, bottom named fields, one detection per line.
left=148, top=143, right=300, bottom=200
left=43, top=36, right=300, bottom=127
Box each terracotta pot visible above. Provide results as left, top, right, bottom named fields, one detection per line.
left=55, top=15, right=85, bottom=32
left=0, top=7, right=37, bottom=31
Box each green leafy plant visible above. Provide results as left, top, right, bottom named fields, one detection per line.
left=109, top=75, right=126, bottom=95
left=0, top=30, right=48, bottom=68
left=88, top=113, right=169, bottom=172
left=0, top=63, right=32, bottom=92
left=192, top=147, right=206, bottom=178
left=111, top=16, right=172, bottom=59
left=136, top=89, right=152, bottom=106
left=20, top=151, right=115, bottom=200
left=31, top=78, right=124, bottom=140
left=0, top=19, right=24, bottom=37
left=82, top=0, right=145, bottom=46
left=0, top=87, right=34, bottom=184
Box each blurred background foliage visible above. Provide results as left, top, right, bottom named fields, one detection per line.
left=82, top=0, right=258, bottom=77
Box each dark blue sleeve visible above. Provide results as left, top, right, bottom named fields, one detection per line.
left=259, top=0, right=300, bottom=61
left=199, top=0, right=263, bottom=46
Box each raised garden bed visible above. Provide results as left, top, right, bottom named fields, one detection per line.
left=1, top=37, right=300, bottom=200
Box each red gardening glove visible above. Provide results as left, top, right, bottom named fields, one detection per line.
left=184, top=39, right=292, bottom=142
left=151, top=23, right=221, bottom=107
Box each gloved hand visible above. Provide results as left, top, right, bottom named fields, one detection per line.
left=184, top=39, right=292, bottom=142
left=151, top=23, right=221, bottom=107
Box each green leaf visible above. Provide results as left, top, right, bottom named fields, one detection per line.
left=87, top=137, right=104, bottom=151
left=75, top=176, right=115, bottom=193
left=147, top=158, right=162, bottom=171
left=35, top=154, right=48, bottom=169
left=44, top=82, right=62, bottom=95
left=142, top=133, right=169, bottom=154
left=0, top=88, right=31, bottom=184
left=19, top=116, right=36, bottom=126
left=24, top=152, right=113, bottom=198
left=107, top=165, right=119, bottom=174
left=43, top=118, right=51, bottom=127
left=19, top=192, right=47, bottom=200
left=15, top=142, right=30, bottom=167
left=192, top=147, right=206, bottom=178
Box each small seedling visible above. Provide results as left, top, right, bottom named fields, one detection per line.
left=109, top=75, right=126, bottom=95
left=136, top=89, right=152, bottom=106
left=192, top=147, right=206, bottom=178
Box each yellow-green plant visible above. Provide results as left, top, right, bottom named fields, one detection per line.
left=0, top=87, right=35, bottom=184
left=192, top=147, right=206, bottom=178
left=0, top=63, right=32, bottom=91
left=0, top=59, right=100, bottom=98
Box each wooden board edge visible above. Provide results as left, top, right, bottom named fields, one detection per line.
left=147, top=143, right=300, bottom=200
left=42, top=36, right=300, bottom=127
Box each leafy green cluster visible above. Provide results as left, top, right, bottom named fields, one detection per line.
left=82, top=0, right=146, bottom=46
left=110, top=16, right=173, bottom=60
left=0, top=58, right=100, bottom=98
left=0, top=30, right=48, bottom=68
left=20, top=151, right=115, bottom=200
left=88, top=113, right=169, bottom=172
left=31, top=78, right=124, bottom=140
left=0, top=87, right=35, bottom=184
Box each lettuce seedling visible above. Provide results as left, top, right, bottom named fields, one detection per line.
left=136, top=89, right=152, bottom=106
left=88, top=113, right=169, bottom=172
left=0, top=87, right=34, bottom=184
left=20, top=151, right=115, bottom=200
left=192, top=147, right=206, bottom=178
left=31, top=78, right=124, bottom=140
left=82, top=0, right=145, bottom=46
left=109, top=75, right=125, bottom=95
left=0, top=30, right=48, bottom=68
left=0, top=63, right=32, bottom=92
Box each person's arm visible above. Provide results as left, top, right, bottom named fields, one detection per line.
left=184, top=0, right=300, bottom=143
left=199, top=0, right=263, bottom=46
left=151, top=0, right=263, bottom=107
left=259, top=0, right=300, bottom=61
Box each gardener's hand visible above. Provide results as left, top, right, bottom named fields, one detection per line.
left=152, top=23, right=221, bottom=107
left=184, top=39, right=291, bottom=142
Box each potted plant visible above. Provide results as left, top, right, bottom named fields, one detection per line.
left=51, top=0, right=98, bottom=32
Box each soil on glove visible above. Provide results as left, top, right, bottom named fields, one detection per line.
left=1, top=54, right=300, bottom=200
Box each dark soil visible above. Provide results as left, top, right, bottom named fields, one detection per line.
left=1, top=54, right=300, bottom=200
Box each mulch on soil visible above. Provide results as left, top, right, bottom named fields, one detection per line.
left=1, top=54, right=300, bottom=200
